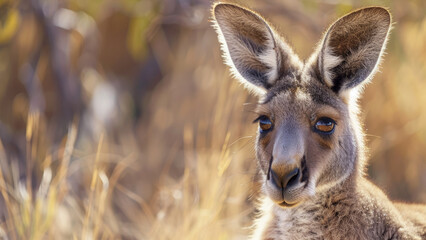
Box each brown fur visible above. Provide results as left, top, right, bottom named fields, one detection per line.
left=212, top=3, right=426, bottom=239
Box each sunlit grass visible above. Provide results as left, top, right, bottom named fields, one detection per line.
left=0, top=68, right=257, bottom=239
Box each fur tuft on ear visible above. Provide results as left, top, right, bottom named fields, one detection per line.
left=212, top=3, right=301, bottom=96
left=316, top=7, right=391, bottom=96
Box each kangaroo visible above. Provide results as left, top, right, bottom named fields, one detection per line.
left=212, top=3, right=426, bottom=239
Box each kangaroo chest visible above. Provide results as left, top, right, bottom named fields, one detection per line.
left=255, top=196, right=413, bottom=240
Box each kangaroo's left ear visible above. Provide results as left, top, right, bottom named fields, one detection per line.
left=316, top=7, right=391, bottom=95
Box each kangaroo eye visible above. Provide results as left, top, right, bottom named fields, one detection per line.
left=258, top=116, right=273, bottom=133
left=314, top=117, right=336, bottom=134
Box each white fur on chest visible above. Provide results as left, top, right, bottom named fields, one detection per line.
left=251, top=198, right=323, bottom=240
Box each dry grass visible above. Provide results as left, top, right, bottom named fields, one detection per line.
left=0, top=71, right=257, bottom=239
left=0, top=0, right=425, bottom=239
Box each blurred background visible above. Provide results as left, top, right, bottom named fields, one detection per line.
left=0, top=0, right=424, bottom=239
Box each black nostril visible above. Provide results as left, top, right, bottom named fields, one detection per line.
left=284, top=168, right=300, bottom=189
left=269, top=167, right=301, bottom=190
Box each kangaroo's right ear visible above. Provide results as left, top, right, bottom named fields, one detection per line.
left=212, top=3, right=301, bottom=96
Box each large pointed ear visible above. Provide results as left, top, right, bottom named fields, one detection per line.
left=317, top=7, right=391, bottom=95
left=212, top=3, right=301, bottom=96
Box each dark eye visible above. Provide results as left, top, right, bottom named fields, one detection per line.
left=257, top=116, right=273, bottom=133
left=314, top=117, right=336, bottom=134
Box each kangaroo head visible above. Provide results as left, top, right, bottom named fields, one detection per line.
left=213, top=3, right=391, bottom=207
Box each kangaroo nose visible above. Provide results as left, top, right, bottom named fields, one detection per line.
left=270, top=167, right=301, bottom=190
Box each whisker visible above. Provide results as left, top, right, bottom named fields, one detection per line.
left=229, top=135, right=253, bottom=147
